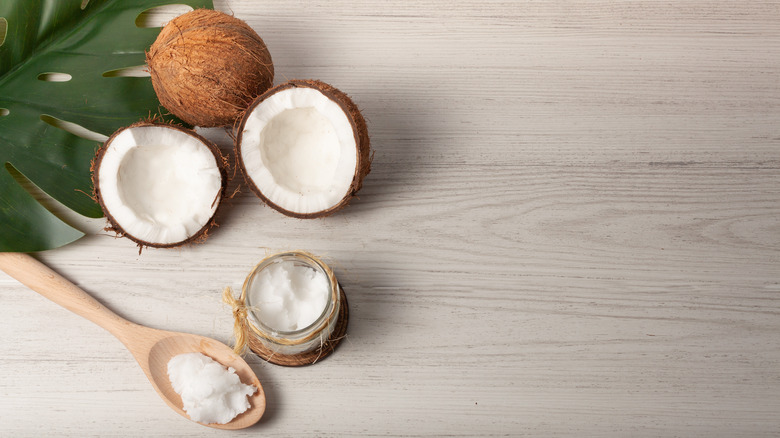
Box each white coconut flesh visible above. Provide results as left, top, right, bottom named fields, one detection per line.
left=98, top=126, right=222, bottom=245
left=240, top=87, right=357, bottom=214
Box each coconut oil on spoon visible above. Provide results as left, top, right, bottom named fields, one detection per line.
left=0, top=252, right=265, bottom=429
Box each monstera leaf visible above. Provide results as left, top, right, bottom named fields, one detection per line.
left=0, top=0, right=212, bottom=252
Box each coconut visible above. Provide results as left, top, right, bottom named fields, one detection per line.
left=92, top=122, right=227, bottom=249
left=236, top=80, right=371, bottom=218
left=146, top=9, right=274, bottom=127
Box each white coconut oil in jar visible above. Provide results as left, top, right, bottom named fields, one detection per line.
left=247, top=256, right=329, bottom=333
left=234, top=251, right=345, bottom=365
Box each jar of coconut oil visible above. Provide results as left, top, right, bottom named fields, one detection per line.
left=225, top=251, right=347, bottom=366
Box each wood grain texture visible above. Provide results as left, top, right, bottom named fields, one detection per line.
left=1, top=0, right=779, bottom=436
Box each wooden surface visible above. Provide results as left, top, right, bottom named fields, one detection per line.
left=1, top=0, right=779, bottom=436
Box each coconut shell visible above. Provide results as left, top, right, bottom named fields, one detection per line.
left=236, top=79, right=372, bottom=219
left=92, top=121, right=228, bottom=250
left=146, top=9, right=274, bottom=127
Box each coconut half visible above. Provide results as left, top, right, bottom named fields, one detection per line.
left=93, top=122, right=226, bottom=248
left=236, top=80, right=371, bottom=218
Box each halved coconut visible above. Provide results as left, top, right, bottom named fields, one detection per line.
left=92, top=122, right=227, bottom=248
left=236, top=80, right=371, bottom=218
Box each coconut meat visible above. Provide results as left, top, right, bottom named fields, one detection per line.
left=98, top=126, right=222, bottom=245
left=240, top=87, right=357, bottom=214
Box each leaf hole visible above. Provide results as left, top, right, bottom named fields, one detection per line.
left=80, top=0, right=90, bottom=10
left=5, top=163, right=47, bottom=206
left=0, top=17, right=7, bottom=47
left=37, top=72, right=73, bottom=82
left=40, top=114, right=108, bottom=143
left=0, top=108, right=8, bottom=117
left=135, top=4, right=194, bottom=28
left=4, top=162, right=95, bottom=239
left=102, top=65, right=151, bottom=78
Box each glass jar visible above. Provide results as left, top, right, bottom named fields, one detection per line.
left=240, top=251, right=344, bottom=364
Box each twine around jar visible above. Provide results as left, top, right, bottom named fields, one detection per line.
left=222, top=286, right=251, bottom=355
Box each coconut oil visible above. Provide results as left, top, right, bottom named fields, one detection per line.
left=167, top=352, right=256, bottom=424
left=247, top=257, right=329, bottom=332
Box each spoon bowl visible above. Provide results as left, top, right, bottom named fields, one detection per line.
left=145, top=332, right=265, bottom=429
left=0, top=252, right=265, bottom=429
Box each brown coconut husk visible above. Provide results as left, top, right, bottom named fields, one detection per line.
left=91, top=121, right=228, bottom=251
left=236, top=79, right=372, bottom=219
left=146, top=9, right=274, bottom=128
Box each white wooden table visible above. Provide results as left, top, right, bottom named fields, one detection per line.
left=2, top=1, right=779, bottom=436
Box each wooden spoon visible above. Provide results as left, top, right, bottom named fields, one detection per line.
left=0, top=252, right=265, bottom=429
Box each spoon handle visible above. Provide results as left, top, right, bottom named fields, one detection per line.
left=0, top=252, right=135, bottom=338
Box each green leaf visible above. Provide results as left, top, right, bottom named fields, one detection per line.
left=0, top=0, right=212, bottom=252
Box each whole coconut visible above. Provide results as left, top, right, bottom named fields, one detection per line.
left=146, top=9, right=274, bottom=127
